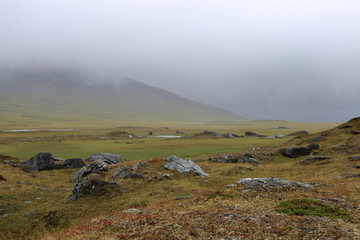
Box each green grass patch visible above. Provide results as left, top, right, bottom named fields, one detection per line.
left=276, top=199, right=352, bottom=220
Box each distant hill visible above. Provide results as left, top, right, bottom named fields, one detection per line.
left=0, top=68, right=245, bottom=125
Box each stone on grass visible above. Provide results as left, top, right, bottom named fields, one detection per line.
left=280, top=144, right=318, bottom=158
left=85, top=153, right=122, bottom=165
left=62, top=158, right=86, bottom=169
left=71, top=159, right=108, bottom=183
left=348, top=156, right=360, bottom=161
left=69, top=173, right=118, bottom=201
left=164, top=155, right=209, bottom=177
left=21, top=152, right=55, bottom=171
left=297, top=156, right=332, bottom=165
left=236, top=177, right=313, bottom=191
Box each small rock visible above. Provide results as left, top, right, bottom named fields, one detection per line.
left=23, top=201, right=33, bottom=204
left=348, top=156, right=360, bottom=161
left=175, top=195, right=191, bottom=200
left=24, top=209, right=38, bottom=216
left=225, top=184, right=238, bottom=189
left=122, top=208, right=141, bottom=213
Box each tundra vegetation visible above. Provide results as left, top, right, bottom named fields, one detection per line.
left=0, top=119, right=359, bottom=239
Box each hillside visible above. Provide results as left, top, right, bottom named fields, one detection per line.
left=284, top=117, right=360, bottom=155
left=0, top=68, right=244, bottom=126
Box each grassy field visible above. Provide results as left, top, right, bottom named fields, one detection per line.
left=1, top=120, right=359, bottom=239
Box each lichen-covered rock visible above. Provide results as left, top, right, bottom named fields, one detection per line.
left=85, top=153, right=122, bottom=165
left=109, top=162, right=146, bottom=181
left=68, top=173, right=118, bottom=201
left=21, top=152, right=55, bottom=171
left=236, top=177, right=313, bottom=191
left=164, top=155, right=209, bottom=177
left=71, top=159, right=108, bottom=183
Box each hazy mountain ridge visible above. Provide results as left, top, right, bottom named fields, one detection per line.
left=0, top=68, right=245, bottom=124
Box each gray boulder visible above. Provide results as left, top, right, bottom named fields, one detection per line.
left=164, top=155, right=209, bottom=177
left=85, top=153, right=122, bottom=165
left=109, top=162, right=146, bottom=181
left=21, top=152, right=55, bottom=171
left=63, top=158, right=86, bottom=169
left=236, top=177, right=313, bottom=191
left=71, top=159, right=108, bottom=183
left=69, top=173, right=118, bottom=201
left=280, top=144, right=318, bottom=158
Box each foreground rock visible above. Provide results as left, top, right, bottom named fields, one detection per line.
left=21, top=152, right=55, bottom=171
left=85, top=153, right=122, bottom=165
left=297, top=156, right=332, bottom=165
left=71, top=159, right=108, bottom=183
left=237, top=177, right=313, bottom=191
left=164, top=155, right=209, bottom=177
left=69, top=173, right=118, bottom=201
left=280, top=144, right=319, bottom=158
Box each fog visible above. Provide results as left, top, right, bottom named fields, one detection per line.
left=1, top=0, right=359, bottom=122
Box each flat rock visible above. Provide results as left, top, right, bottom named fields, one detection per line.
left=236, top=177, right=313, bottom=191
left=297, top=156, right=332, bottom=165
left=164, top=155, right=209, bottom=177
left=85, top=153, right=122, bottom=165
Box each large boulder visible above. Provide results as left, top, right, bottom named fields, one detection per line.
left=280, top=144, right=318, bottom=158
left=237, top=177, right=313, bottom=191
left=85, top=153, right=122, bottom=165
left=21, top=152, right=55, bottom=171
left=164, top=155, right=209, bottom=177
left=63, top=158, right=86, bottom=169
left=71, top=159, right=108, bottom=183
left=68, top=173, right=118, bottom=201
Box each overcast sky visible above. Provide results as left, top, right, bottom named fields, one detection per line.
left=0, top=0, right=359, bottom=122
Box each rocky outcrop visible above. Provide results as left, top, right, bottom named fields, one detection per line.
left=21, top=152, right=55, bottom=171
left=68, top=173, right=118, bottom=201
left=109, top=166, right=145, bottom=180
left=85, top=153, right=122, bottom=165
left=71, top=159, right=108, bottom=183
left=164, top=155, right=209, bottom=177
left=297, top=156, right=332, bottom=165
left=236, top=177, right=313, bottom=191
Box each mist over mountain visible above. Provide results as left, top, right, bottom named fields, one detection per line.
left=0, top=68, right=244, bottom=124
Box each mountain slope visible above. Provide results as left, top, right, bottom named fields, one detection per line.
left=0, top=68, right=245, bottom=125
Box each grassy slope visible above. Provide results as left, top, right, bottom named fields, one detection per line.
left=1, top=120, right=359, bottom=240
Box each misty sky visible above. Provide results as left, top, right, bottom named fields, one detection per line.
left=1, top=0, right=360, bottom=122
